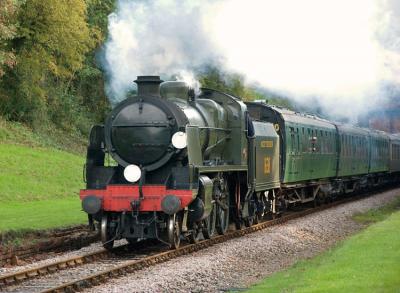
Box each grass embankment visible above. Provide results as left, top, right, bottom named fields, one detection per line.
left=0, top=117, right=86, bottom=154
left=0, top=118, right=87, bottom=237
left=247, top=197, right=400, bottom=293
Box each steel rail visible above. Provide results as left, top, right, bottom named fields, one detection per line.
left=0, top=225, right=98, bottom=266
left=0, top=249, right=110, bottom=288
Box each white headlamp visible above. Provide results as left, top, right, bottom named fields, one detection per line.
left=171, top=131, right=187, bottom=149
left=123, top=164, right=141, bottom=183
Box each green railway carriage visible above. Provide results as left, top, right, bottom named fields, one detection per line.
left=389, top=134, right=400, bottom=173
left=336, top=125, right=369, bottom=177
left=369, top=131, right=390, bottom=173
left=246, top=102, right=337, bottom=184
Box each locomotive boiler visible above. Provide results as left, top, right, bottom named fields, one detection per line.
left=80, top=76, right=280, bottom=249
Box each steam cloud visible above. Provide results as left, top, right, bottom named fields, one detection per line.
left=104, top=0, right=214, bottom=102
left=104, top=0, right=400, bottom=121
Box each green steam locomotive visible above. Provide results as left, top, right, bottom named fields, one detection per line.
left=80, top=76, right=400, bottom=249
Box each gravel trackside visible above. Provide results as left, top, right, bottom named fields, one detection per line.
left=84, top=188, right=400, bottom=293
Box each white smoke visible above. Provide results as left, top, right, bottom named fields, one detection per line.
left=104, top=0, right=215, bottom=102
left=104, top=0, right=400, bottom=120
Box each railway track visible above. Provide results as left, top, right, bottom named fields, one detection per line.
left=0, top=189, right=388, bottom=293
left=0, top=225, right=99, bottom=266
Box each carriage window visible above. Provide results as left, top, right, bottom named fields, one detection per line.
left=351, top=136, right=354, bottom=157
left=343, top=136, right=346, bottom=157
left=297, top=132, right=300, bottom=151
left=290, top=127, right=295, bottom=153
left=356, top=137, right=358, bottom=157
left=356, top=137, right=359, bottom=157
left=392, top=144, right=394, bottom=159
left=397, top=145, right=400, bottom=160
left=342, top=135, right=345, bottom=156
left=360, top=137, right=362, bottom=157
left=349, top=135, right=353, bottom=156
left=347, top=135, right=351, bottom=156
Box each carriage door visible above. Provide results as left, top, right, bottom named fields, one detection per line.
left=289, top=126, right=298, bottom=179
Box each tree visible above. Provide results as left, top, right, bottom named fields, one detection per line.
left=1, top=0, right=96, bottom=125
left=71, top=0, right=116, bottom=123
left=0, top=0, right=17, bottom=77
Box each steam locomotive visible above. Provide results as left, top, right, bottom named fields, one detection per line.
left=80, top=76, right=400, bottom=249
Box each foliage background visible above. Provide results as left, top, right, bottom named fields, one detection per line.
left=0, top=0, right=291, bottom=146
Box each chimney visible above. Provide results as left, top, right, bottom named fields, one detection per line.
left=134, top=76, right=163, bottom=97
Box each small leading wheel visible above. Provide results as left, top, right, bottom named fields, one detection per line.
left=216, top=178, right=230, bottom=235
left=203, top=204, right=216, bottom=239
left=167, top=214, right=181, bottom=249
left=101, top=214, right=114, bottom=250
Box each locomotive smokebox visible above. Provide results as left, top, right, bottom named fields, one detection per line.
left=134, top=76, right=163, bottom=96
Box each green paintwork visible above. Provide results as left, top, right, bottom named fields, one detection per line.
left=336, top=124, right=370, bottom=177
left=186, top=125, right=203, bottom=165
left=389, top=134, right=400, bottom=173
left=182, top=88, right=248, bottom=174
left=282, top=118, right=337, bottom=183
left=198, top=89, right=248, bottom=167
left=369, top=131, right=390, bottom=173
left=252, top=121, right=280, bottom=191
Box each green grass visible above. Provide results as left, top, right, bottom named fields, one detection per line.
left=0, top=144, right=86, bottom=234
left=0, top=144, right=87, bottom=234
left=0, top=116, right=86, bottom=154
left=0, top=198, right=86, bottom=232
left=0, top=118, right=88, bottom=235
left=0, top=144, right=85, bottom=202
left=247, top=207, right=400, bottom=293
